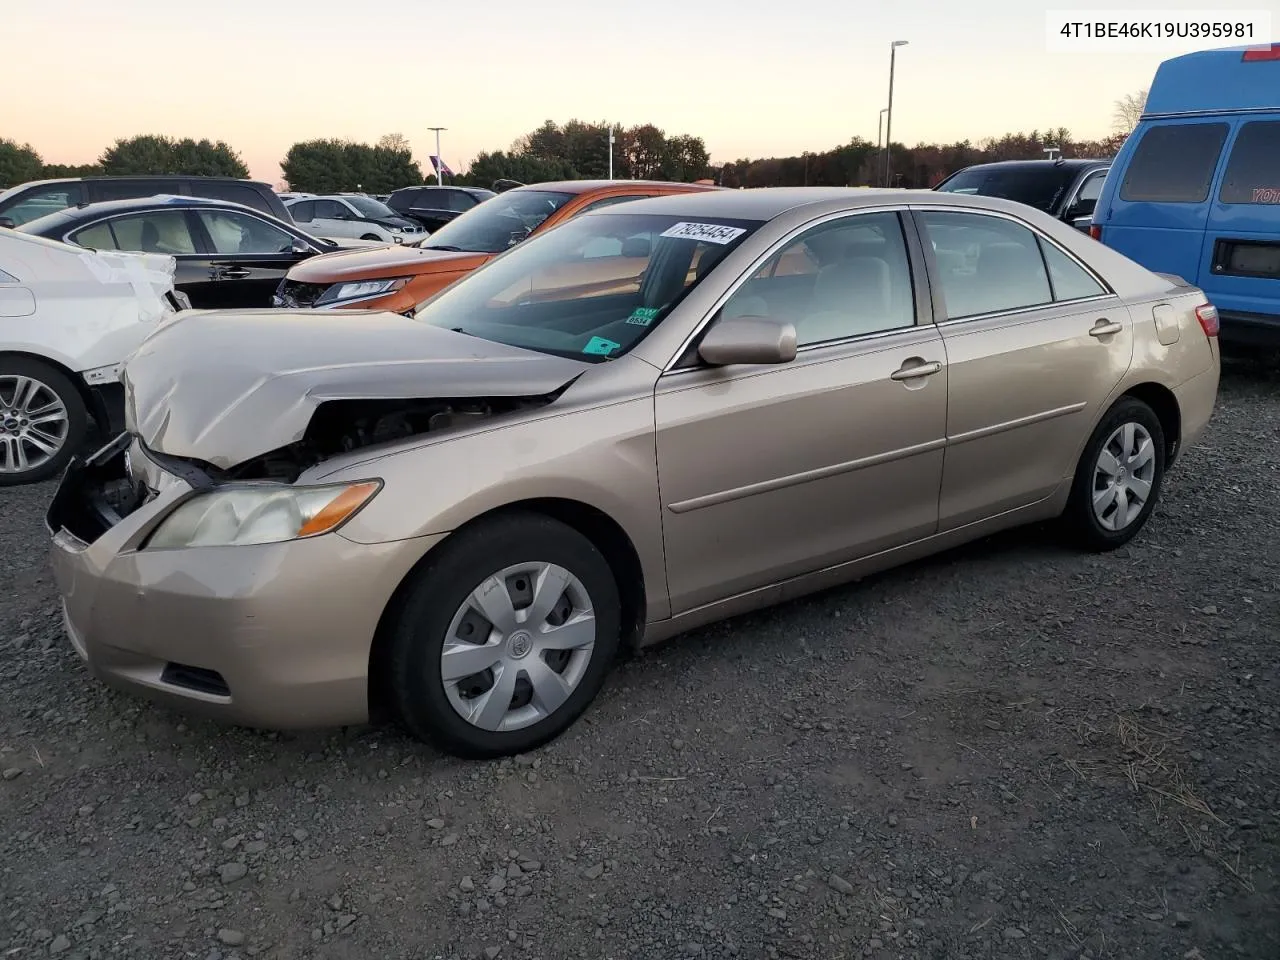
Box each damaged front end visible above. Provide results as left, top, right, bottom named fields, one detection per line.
left=214, top=391, right=564, bottom=482
left=46, top=386, right=568, bottom=547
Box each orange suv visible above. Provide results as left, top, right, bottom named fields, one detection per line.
left=273, top=180, right=719, bottom=313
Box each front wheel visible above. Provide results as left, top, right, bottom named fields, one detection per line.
left=386, top=512, right=622, bottom=758
left=1062, top=396, right=1166, bottom=551
left=360, top=233, right=383, bottom=242
left=0, top=357, right=88, bottom=486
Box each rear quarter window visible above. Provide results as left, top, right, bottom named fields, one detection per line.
left=1119, top=123, right=1229, bottom=203
left=1219, top=121, right=1280, bottom=204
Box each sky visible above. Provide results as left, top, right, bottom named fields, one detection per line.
left=3, top=0, right=1276, bottom=185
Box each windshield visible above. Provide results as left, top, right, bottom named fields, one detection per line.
left=345, top=196, right=398, bottom=219
left=936, top=166, right=1077, bottom=212
left=418, top=189, right=575, bottom=254
left=414, top=211, right=763, bottom=361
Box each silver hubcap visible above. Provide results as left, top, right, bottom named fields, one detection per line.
left=0, top=375, right=70, bottom=475
left=1092, top=421, right=1156, bottom=531
left=441, top=562, right=596, bottom=732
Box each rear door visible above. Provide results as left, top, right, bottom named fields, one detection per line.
left=1201, top=118, right=1280, bottom=334
left=1098, top=120, right=1230, bottom=284
left=912, top=207, right=1131, bottom=530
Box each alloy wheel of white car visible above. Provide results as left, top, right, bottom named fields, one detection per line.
left=0, top=359, right=87, bottom=485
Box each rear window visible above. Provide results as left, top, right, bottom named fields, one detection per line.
left=936, top=166, right=1076, bottom=213
left=1119, top=123, right=1229, bottom=203
left=1219, top=121, right=1280, bottom=205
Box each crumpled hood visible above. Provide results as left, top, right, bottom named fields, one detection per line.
left=121, top=308, right=589, bottom=469
left=289, top=244, right=486, bottom=283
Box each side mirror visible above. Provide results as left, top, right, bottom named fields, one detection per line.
left=698, top=315, right=797, bottom=366
left=290, top=237, right=312, bottom=254
left=1071, top=216, right=1093, bottom=233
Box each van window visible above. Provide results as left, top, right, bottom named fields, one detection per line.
left=1119, top=123, right=1228, bottom=203
left=1219, top=121, right=1280, bottom=205
left=1121, top=122, right=1228, bottom=203
left=193, top=182, right=270, bottom=213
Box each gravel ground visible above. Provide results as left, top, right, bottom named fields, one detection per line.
left=2, top=360, right=1277, bottom=960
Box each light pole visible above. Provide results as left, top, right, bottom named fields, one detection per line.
left=877, top=106, right=889, bottom=154
left=883, top=40, right=908, bottom=187
left=428, top=126, right=446, bottom=185
left=608, top=127, right=614, bottom=180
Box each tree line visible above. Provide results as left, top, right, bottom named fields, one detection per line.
left=2, top=92, right=1146, bottom=193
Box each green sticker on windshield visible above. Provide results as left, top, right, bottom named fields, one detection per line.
left=582, top=336, right=621, bottom=356
left=626, top=306, right=661, bottom=327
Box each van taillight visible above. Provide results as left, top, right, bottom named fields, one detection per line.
left=1242, top=43, right=1280, bottom=61
left=1089, top=224, right=1102, bottom=241
left=1195, top=303, right=1219, bottom=338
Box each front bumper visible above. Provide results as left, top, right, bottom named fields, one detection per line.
left=45, top=435, right=444, bottom=730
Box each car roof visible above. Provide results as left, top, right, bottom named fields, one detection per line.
left=1145, top=43, right=1280, bottom=116
left=513, top=180, right=719, bottom=196
left=951, top=159, right=1109, bottom=172
left=15, top=194, right=270, bottom=231
left=580, top=186, right=1080, bottom=221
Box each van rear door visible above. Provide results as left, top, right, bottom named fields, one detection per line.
left=1099, top=119, right=1229, bottom=284
left=1201, top=118, right=1280, bottom=342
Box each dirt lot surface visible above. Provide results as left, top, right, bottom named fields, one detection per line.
left=2, top=361, right=1277, bottom=960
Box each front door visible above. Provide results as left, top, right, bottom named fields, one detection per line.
left=309, top=199, right=358, bottom=240
left=188, top=208, right=311, bottom=308
left=911, top=208, right=1134, bottom=531
left=655, top=210, right=948, bottom=615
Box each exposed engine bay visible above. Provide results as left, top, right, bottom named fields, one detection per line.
left=213, top=393, right=561, bottom=482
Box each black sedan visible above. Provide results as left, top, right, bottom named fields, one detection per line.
left=17, top=195, right=348, bottom=308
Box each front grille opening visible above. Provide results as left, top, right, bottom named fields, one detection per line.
left=160, top=663, right=230, bottom=697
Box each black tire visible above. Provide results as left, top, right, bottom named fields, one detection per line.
left=386, top=511, right=622, bottom=759
left=360, top=234, right=383, bottom=242
left=0, top=356, right=89, bottom=487
left=1062, top=396, right=1166, bottom=551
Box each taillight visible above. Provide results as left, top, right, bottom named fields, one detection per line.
left=1089, top=224, right=1102, bottom=241
left=1242, top=43, right=1280, bottom=61
left=1195, top=303, right=1219, bottom=338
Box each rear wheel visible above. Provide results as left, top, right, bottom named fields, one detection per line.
left=1063, top=396, right=1166, bottom=551
left=0, top=357, right=88, bottom=486
left=386, top=512, right=621, bottom=758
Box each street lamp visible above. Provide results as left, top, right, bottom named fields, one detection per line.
left=877, top=107, right=889, bottom=154
left=883, top=40, right=908, bottom=187
left=608, top=127, right=614, bottom=180
left=428, top=126, right=447, bottom=186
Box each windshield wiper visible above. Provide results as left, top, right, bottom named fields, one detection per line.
left=424, top=244, right=464, bottom=252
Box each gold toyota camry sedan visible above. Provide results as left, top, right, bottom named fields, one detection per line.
left=46, top=188, right=1221, bottom=758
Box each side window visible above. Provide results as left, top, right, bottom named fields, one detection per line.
left=445, top=191, right=475, bottom=212
left=0, top=184, right=84, bottom=226
left=1077, top=172, right=1105, bottom=204
left=919, top=211, right=1052, bottom=319
left=289, top=200, right=316, bottom=223
left=1219, top=121, right=1280, bottom=204
left=78, top=211, right=196, bottom=255
left=196, top=210, right=295, bottom=255
left=1119, top=123, right=1229, bottom=203
left=70, top=222, right=120, bottom=250
left=94, top=179, right=180, bottom=202
left=1038, top=239, right=1106, bottom=301
left=718, top=212, right=916, bottom=346
left=313, top=199, right=348, bottom=219
left=579, top=194, right=650, bottom=215
left=194, top=182, right=269, bottom=214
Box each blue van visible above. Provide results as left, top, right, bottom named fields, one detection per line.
left=1091, top=43, right=1280, bottom=346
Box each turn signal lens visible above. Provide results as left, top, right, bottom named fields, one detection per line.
left=297, top=482, right=381, bottom=537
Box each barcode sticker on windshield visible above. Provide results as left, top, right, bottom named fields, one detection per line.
left=660, top=222, right=746, bottom=245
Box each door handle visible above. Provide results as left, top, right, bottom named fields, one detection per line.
left=216, top=267, right=251, bottom=280
left=1089, top=319, right=1123, bottom=337
left=890, top=359, right=942, bottom=381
